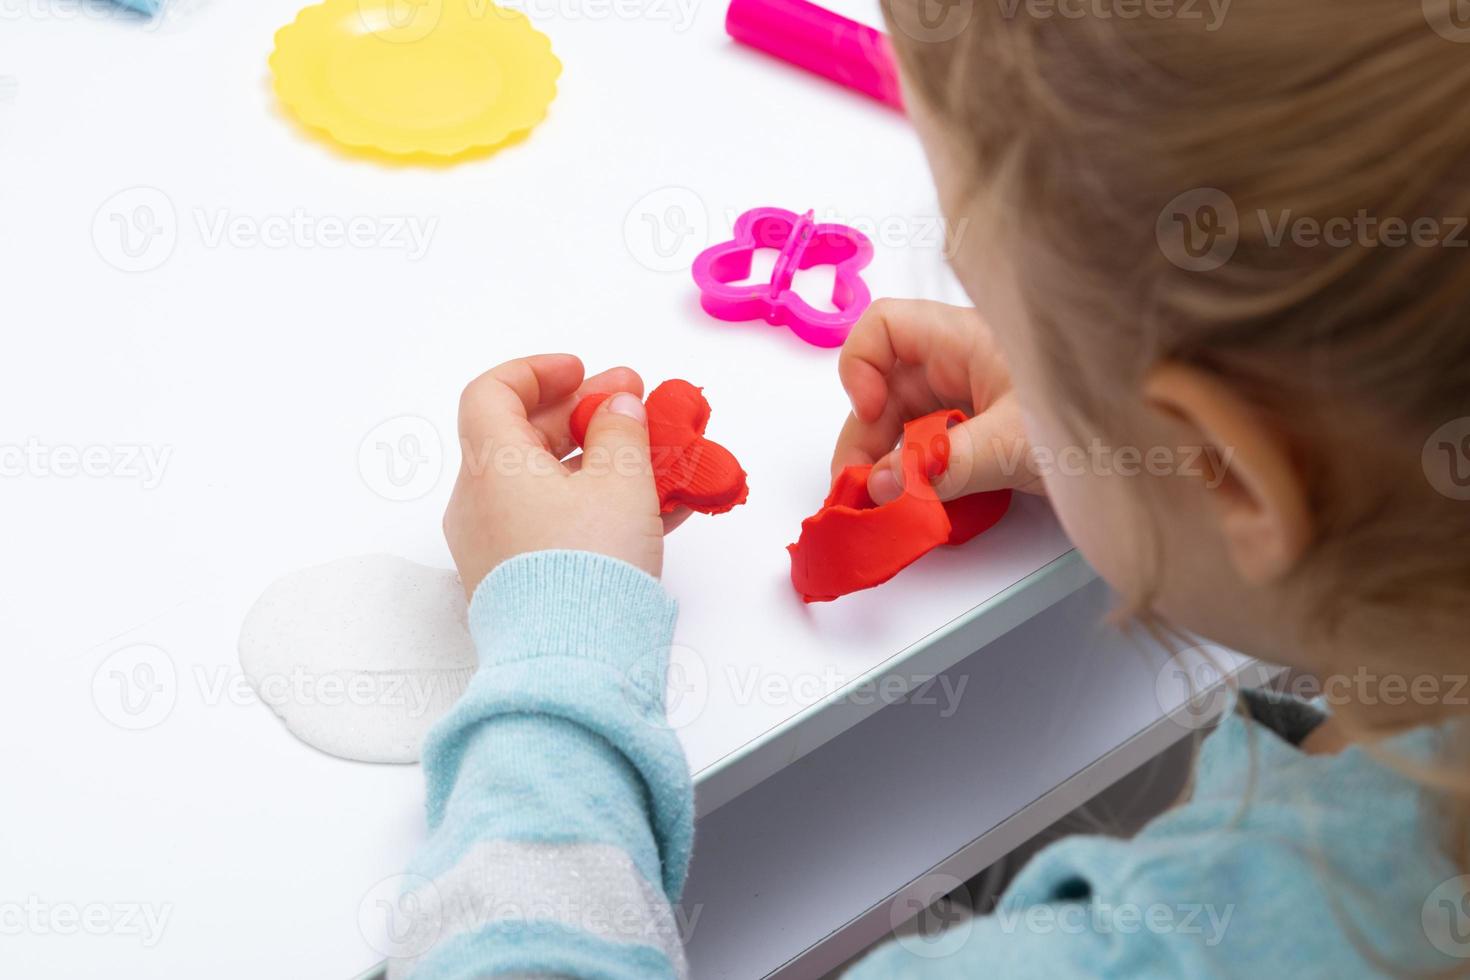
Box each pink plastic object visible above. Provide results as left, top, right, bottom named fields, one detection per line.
left=691, top=207, right=875, bottom=349
left=726, top=0, right=903, bottom=110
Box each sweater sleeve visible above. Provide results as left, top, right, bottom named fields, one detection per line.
left=387, top=550, right=694, bottom=980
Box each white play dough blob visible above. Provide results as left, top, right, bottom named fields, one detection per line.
left=238, top=555, right=477, bottom=764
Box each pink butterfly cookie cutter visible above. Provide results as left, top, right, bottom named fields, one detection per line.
left=691, top=206, right=874, bottom=348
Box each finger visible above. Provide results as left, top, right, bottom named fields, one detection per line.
left=577, top=393, right=660, bottom=510
left=838, top=299, right=978, bottom=423
left=935, top=393, right=1036, bottom=498
left=831, top=356, right=965, bottom=482
left=661, top=506, right=693, bottom=535
left=830, top=401, right=905, bottom=482
left=863, top=420, right=975, bottom=502
left=867, top=453, right=904, bottom=503
left=531, top=366, right=645, bottom=459
left=568, top=456, right=689, bottom=528
left=458, top=354, right=584, bottom=454
left=870, top=392, right=1038, bottom=502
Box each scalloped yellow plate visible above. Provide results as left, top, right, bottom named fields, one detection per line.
left=270, top=0, right=561, bottom=159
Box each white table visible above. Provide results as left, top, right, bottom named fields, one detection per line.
left=0, top=2, right=1203, bottom=976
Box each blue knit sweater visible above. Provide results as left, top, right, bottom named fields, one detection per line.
left=391, top=550, right=1463, bottom=978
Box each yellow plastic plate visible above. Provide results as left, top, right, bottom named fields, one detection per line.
left=271, top=0, right=561, bottom=159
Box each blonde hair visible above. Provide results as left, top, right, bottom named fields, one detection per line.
left=882, top=0, right=1470, bottom=962
left=885, top=0, right=1470, bottom=616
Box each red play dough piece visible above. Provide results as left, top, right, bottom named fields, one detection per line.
left=569, top=392, right=611, bottom=447
left=787, top=409, right=1012, bottom=602
left=570, top=380, right=749, bottom=516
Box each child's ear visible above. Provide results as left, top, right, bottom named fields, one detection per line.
left=1143, top=363, right=1314, bottom=586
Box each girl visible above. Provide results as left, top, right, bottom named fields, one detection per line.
left=390, top=1, right=1470, bottom=976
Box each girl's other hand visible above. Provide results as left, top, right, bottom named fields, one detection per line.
left=832, top=299, right=1044, bottom=502
left=444, top=354, right=688, bottom=598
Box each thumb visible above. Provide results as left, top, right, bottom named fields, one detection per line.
left=580, top=392, right=657, bottom=491
left=869, top=395, right=1035, bottom=502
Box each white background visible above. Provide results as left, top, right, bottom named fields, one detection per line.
left=0, top=0, right=1078, bottom=975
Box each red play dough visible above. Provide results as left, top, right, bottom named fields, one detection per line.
left=570, top=380, right=749, bottom=516
left=787, top=409, right=1012, bottom=603
left=569, top=392, right=612, bottom=447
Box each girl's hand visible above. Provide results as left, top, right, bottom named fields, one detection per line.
left=444, top=354, right=687, bottom=598
left=832, top=299, right=1044, bottom=502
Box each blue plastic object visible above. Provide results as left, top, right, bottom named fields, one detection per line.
left=113, top=0, right=162, bottom=13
